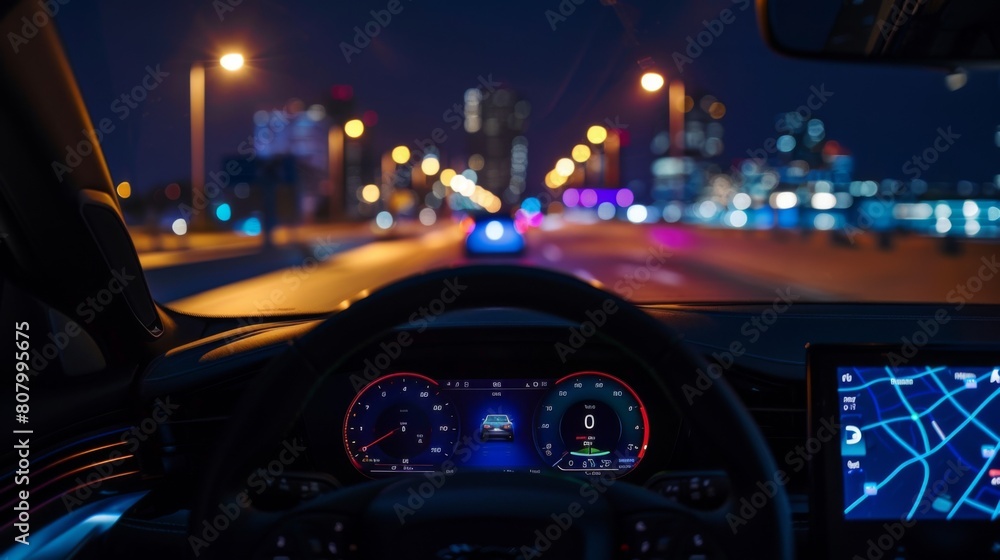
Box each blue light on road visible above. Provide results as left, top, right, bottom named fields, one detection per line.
left=241, top=217, right=262, bottom=236
left=216, top=203, right=232, bottom=222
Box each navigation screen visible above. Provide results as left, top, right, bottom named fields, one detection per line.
left=837, top=365, right=1000, bottom=521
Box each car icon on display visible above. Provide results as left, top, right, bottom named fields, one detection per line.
left=481, top=414, right=514, bottom=441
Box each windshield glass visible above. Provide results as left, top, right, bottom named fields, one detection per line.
left=54, top=1, right=1000, bottom=315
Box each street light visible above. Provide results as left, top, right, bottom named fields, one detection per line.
left=640, top=71, right=685, bottom=157
left=586, top=125, right=608, bottom=144
left=219, top=53, right=245, bottom=71
left=555, top=158, right=575, bottom=177
left=391, top=145, right=411, bottom=165
left=190, top=52, right=246, bottom=228
left=344, top=119, right=365, bottom=139
left=640, top=71, right=665, bottom=92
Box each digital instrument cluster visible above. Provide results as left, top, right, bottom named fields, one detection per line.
left=343, top=371, right=649, bottom=477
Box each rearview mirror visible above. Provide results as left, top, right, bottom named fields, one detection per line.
left=759, top=0, right=1000, bottom=66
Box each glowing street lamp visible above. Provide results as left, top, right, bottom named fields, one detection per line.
left=420, top=155, right=441, bottom=175
left=640, top=71, right=665, bottom=92
left=640, top=71, right=685, bottom=157
left=555, top=158, right=575, bottom=177
left=391, top=145, right=411, bottom=165
left=219, top=53, right=245, bottom=71
left=344, top=119, right=365, bottom=139
left=190, top=52, right=246, bottom=227
left=571, top=144, right=591, bottom=163
left=586, top=125, right=608, bottom=145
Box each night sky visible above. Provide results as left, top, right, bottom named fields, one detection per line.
left=53, top=0, right=1000, bottom=196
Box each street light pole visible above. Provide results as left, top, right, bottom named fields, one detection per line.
left=668, top=79, right=685, bottom=157
left=640, top=71, right=685, bottom=157
left=189, top=53, right=244, bottom=230
left=328, top=125, right=345, bottom=220
left=189, top=61, right=205, bottom=228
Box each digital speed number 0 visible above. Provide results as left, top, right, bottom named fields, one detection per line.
left=534, top=371, right=649, bottom=475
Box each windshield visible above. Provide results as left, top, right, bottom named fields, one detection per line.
left=53, top=1, right=1000, bottom=315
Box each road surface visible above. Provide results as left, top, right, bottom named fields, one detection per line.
left=159, top=218, right=1000, bottom=317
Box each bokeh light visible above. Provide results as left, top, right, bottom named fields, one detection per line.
left=344, top=119, right=365, bottom=138
left=391, top=145, right=411, bottom=164
left=586, top=125, right=608, bottom=144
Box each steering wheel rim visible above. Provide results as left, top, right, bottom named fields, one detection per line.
left=191, top=264, right=793, bottom=559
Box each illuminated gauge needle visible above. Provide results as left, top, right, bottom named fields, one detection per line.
left=360, top=428, right=400, bottom=452
left=551, top=451, right=568, bottom=468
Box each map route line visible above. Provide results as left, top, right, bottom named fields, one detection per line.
left=886, top=366, right=932, bottom=520
left=945, top=441, right=998, bottom=520
left=925, top=367, right=1000, bottom=443
left=858, top=371, right=994, bottom=432
left=844, top=385, right=1000, bottom=515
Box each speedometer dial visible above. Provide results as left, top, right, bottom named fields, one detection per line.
left=534, top=372, right=648, bottom=475
left=344, top=373, right=459, bottom=476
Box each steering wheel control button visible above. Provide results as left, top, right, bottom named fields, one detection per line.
left=619, top=515, right=678, bottom=559
left=646, top=471, right=730, bottom=510
left=257, top=515, right=357, bottom=559
left=619, top=514, right=727, bottom=560
left=259, top=473, right=338, bottom=509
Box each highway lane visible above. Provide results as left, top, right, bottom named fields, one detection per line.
left=162, top=221, right=825, bottom=317
left=161, top=219, right=1000, bottom=317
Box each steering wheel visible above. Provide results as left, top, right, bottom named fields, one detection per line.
left=191, top=265, right=793, bottom=559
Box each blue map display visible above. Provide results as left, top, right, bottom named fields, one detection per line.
left=837, top=365, right=1000, bottom=521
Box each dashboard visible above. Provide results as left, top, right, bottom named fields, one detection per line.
left=342, top=371, right=649, bottom=477
left=118, top=303, right=1000, bottom=559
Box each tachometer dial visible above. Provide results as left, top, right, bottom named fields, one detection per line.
left=534, top=371, right=648, bottom=475
left=344, top=373, right=459, bottom=476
